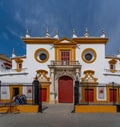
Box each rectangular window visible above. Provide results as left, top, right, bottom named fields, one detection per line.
left=13, top=88, right=19, bottom=96
left=110, top=64, right=114, bottom=70
left=18, top=63, right=22, bottom=69
left=61, top=50, right=70, bottom=65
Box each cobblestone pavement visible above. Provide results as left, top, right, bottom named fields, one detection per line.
left=0, top=104, right=120, bottom=127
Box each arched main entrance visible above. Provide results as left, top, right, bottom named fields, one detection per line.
left=58, top=76, right=73, bottom=103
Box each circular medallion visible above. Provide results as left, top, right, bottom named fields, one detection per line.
left=82, top=48, right=97, bottom=63
left=34, top=48, right=49, bottom=63
left=85, top=53, right=92, bottom=61
left=39, top=53, right=47, bottom=60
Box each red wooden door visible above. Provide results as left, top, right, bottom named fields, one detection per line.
left=58, top=76, right=73, bottom=103
left=109, top=89, right=117, bottom=102
left=61, top=51, right=70, bottom=65
left=85, top=89, right=94, bottom=102
left=39, top=88, right=47, bottom=102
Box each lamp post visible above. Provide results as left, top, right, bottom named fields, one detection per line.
left=0, top=80, right=1, bottom=101
left=72, top=78, right=79, bottom=113
left=87, top=81, right=89, bottom=105
left=112, top=82, right=115, bottom=105
left=74, top=78, right=79, bottom=105
left=32, top=77, right=42, bottom=112
left=86, top=79, right=89, bottom=105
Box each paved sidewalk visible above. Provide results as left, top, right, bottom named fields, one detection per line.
left=0, top=104, right=120, bottom=127
left=43, top=103, right=74, bottom=113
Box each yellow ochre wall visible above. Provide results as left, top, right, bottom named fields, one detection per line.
left=75, top=105, right=116, bottom=113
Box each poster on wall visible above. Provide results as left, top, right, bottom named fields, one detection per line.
left=98, top=87, right=105, bottom=99
left=27, top=86, right=32, bottom=98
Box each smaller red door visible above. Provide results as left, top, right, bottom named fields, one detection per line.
left=109, top=89, right=117, bottom=102
left=85, top=89, right=94, bottom=102
left=39, top=88, right=47, bottom=102
left=42, top=88, right=47, bottom=102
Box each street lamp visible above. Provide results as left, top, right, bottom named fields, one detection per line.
left=112, top=82, right=115, bottom=105
left=86, top=79, right=89, bottom=105
left=0, top=80, right=1, bottom=101
left=32, top=77, right=42, bottom=112
left=72, top=78, right=79, bottom=113
left=74, top=78, right=79, bottom=105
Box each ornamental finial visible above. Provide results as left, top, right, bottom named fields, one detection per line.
left=84, top=27, right=89, bottom=37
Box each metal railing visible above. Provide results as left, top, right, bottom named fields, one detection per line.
left=104, top=69, right=120, bottom=73
left=0, top=68, right=28, bottom=76
left=74, top=84, right=120, bottom=105
left=0, top=84, right=35, bottom=106
left=0, top=68, right=28, bottom=73
left=0, top=80, right=43, bottom=113
left=50, top=60, right=80, bottom=66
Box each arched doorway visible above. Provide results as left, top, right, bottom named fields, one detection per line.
left=58, top=76, right=73, bottom=103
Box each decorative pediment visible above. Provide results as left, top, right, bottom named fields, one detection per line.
left=81, top=70, right=98, bottom=84
left=15, top=58, right=23, bottom=63
left=36, top=69, right=50, bottom=82
left=108, top=59, right=117, bottom=64
left=53, top=37, right=76, bottom=45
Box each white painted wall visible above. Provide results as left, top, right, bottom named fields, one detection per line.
left=25, top=43, right=54, bottom=77
left=0, top=38, right=120, bottom=86
left=76, top=44, right=106, bottom=83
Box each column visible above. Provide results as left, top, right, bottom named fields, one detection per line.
left=49, top=68, right=56, bottom=103
left=76, top=68, right=80, bottom=79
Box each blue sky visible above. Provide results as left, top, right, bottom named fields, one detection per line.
left=0, top=0, right=120, bottom=57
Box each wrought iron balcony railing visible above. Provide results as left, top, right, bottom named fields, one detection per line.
left=103, top=69, right=120, bottom=76
left=49, top=60, right=80, bottom=66
left=0, top=68, right=28, bottom=75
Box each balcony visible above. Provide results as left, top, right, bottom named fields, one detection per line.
left=48, top=60, right=81, bottom=70
left=0, top=68, right=28, bottom=76
left=103, top=69, right=120, bottom=76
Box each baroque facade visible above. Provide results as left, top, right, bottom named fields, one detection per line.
left=0, top=29, right=120, bottom=104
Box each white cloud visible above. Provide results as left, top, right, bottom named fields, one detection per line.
left=15, top=11, right=23, bottom=23
left=6, top=26, right=19, bottom=37
left=25, top=19, right=38, bottom=25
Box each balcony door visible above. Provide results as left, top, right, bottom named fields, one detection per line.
left=61, top=50, right=70, bottom=65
